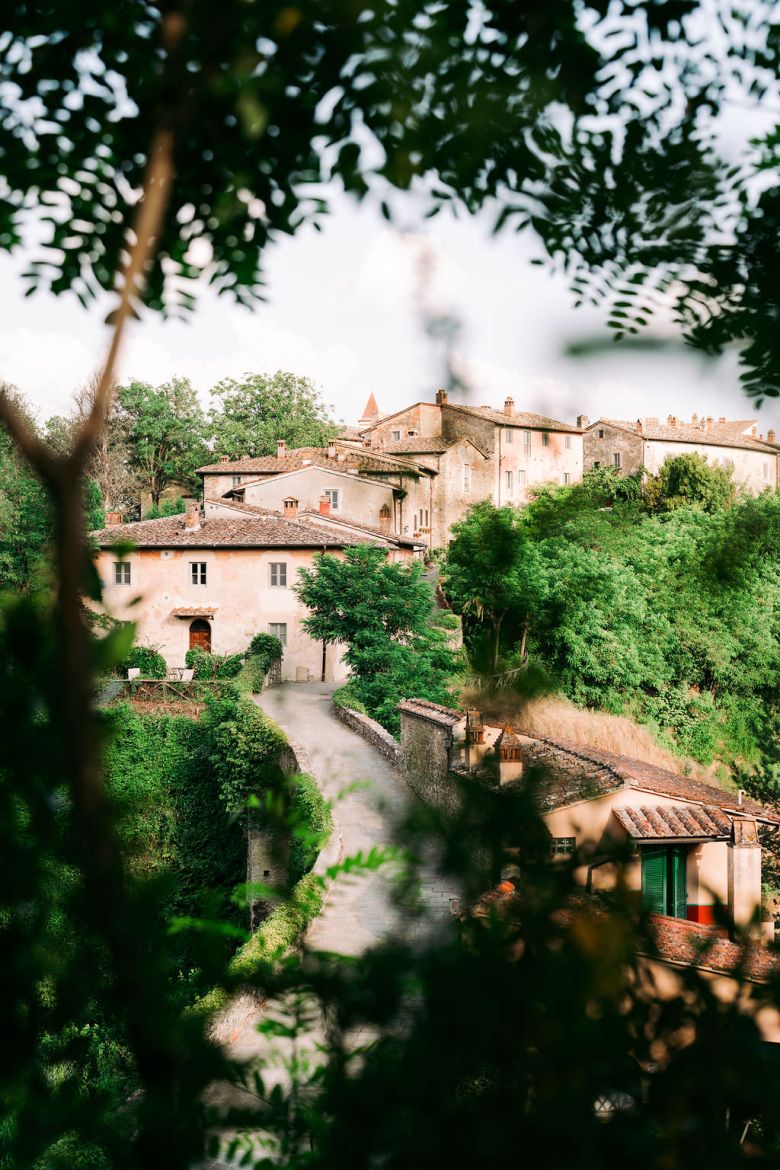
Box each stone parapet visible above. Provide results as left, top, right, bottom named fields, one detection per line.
left=333, top=702, right=401, bottom=766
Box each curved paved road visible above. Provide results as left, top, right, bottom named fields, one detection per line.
left=256, top=682, right=410, bottom=955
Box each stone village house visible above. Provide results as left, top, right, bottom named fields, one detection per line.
left=397, top=699, right=780, bottom=1039
left=198, top=390, right=584, bottom=550
left=581, top=414, right=779, bottom=494
left=92, top=501, right=423, bottom=681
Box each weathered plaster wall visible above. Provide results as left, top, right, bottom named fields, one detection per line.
left=643, top=439, right=776, bottom=494
left=367, top=403, right=443, bottom=445
left=98, top=545, right=349, bottom=682
left=227, top=465, right=396, bottom=526
left=584, top=424, right=644, bottom=476
left=494, top=426, right=583, bottom=505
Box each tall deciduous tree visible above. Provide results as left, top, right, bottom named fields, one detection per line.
left=0, top=391, right=52, bottom=592
left=208, top=371, right=338, bottom=459
left=296, top=546, right=460, bottom=731
left=444, top=503, right=549, bottom=672
left=117, top=377, right=208, bottom=508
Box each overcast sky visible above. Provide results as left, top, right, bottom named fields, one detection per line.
left=1, top=185, right=777, bottom=435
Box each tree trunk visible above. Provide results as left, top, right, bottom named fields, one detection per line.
left=492, top=612, right=503, bottom=673
left=519, top=616, right=529, bottom=665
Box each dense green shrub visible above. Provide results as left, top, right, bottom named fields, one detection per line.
left=121, top=644, right=167, bottom=678
left=184, top=646, right=244, bottom=679
left=249, top=631, right=283, bottom=667
left=143, top=496, right=187, bottom=520
left=332, top=682, right=369, bottom=716
left=199, top=689, right=288, bottom=813
left=289, top=773, right=333, bottom=884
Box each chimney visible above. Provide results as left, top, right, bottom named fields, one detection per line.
left=283, top=497, right=299, bottom=519
left=276, top=439, right=286, bottom=459
left=636, top=419, right=643, bottom=434
left=435, top=388, right=448, bottom=406
left=667, top=415, right=677, bottom=427
left=769, top=429, right=776, bottom=444
left=106, top=511, right=122, bottom=526
left=504, top=396, right=514, bottom=417
left=729, top=817, right=761, bottom=931
left=718, top=416, right=727, bottom=424
left=752, top=425, right=758, bottom=437
left=576, top=415, right=589, bottom=430
left=691, top=413, right=698, bottom=426
left=319, top=493, right=331, bottom=516
left=219, top=454, right=229, bottom=463
left=327, top=440, right=336, bottom=459
left=184, top=500, right=201, bottom=531
left=379, top=503, right=392, bottom=533
left=706, top=416, right=713, bottom=431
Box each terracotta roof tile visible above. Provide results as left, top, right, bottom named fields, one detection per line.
left=92, top=513, right=391, bottom=550
left=397, top=699, right=464, bottom=727
left=645, top=915, right=780, bottom=983
left=613, top=803, right=732, bottom=840
left=596, top=418, right=777, bottom=454
left=445, top=403, right=582, bottom=434
left=197, top=445, right=427, bottom=476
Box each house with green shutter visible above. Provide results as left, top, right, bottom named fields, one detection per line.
left=398, top=703, right=780, bottom=934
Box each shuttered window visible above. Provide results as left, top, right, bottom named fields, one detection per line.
left=641, top=846, right=667, bottom=915
left=641, top=845, right=687, bottom=918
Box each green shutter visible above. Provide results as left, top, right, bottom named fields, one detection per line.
left=671, top=847, right=687, bottom=920
left=641, top=846, right=667, bottom=914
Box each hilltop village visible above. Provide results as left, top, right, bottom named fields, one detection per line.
left=93, top=388, right=780, bottom=682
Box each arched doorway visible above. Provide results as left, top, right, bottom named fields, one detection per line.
left=189, top=619, right=211, bottom=652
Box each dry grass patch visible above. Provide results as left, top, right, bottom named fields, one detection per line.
left=462, top=688, right=707, bottom=778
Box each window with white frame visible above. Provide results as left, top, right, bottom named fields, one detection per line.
left=505, top=428, right=513, bottom=444
left=613, top=452, right=622, bottom=469
left=269, top=622, right=287, bottom=646
left=190, top=562, right=207, bottom=585
left=523, top=431, right=532, bottom=455
left=324, top=488, right=340, bottom=511
left=462, top=463, right=471, bottom=492
left=541, top=431, right=549, bottom=447
left=565, top=435, right=572, bottom=449
left=505, top=470, right=514, bottom=496
left=269, top=562, right=288, bottom=587
left=763, top=462, right=770, bottom=482
left=113, top=561, right=131, bottom=585
left=518, top=469, right=526, bottom=486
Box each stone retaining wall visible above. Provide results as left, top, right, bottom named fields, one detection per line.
left=333, top=703, right=401, bottom=767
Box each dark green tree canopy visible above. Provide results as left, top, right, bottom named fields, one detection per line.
left=6, top=0, right=778, bottom=408
left=208, top=371, right=338, bottom=458
left=116, top=376, right=207, bottom=506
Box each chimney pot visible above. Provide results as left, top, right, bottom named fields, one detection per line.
left=106, top=511, right=122, bottom=526
left=636, top=419, right=643, bottom=434
left=319, top=493, right=331, bottom=516
left=435, top=388, right=448, bottom=405
left=219, top=454, right=229, bottom=463
left=718, top=416, right=727, bottom=424
left=327, top=440, right=336, bottom=458
left=504, top=396, right=514, bottom=417
left=276, top=439, right=286, bottom=459
left=706, top=416, right=713, bottom=430
left=667, top=415, right=677, bottom=427
left=691, top=413, right=698, bottom=425
left=769, top=429, right=776, bottom=444
left=379, top=503, right=392, bottom=533
left=752, top=425, right=758, bottom=436
left=576, top=414, right=589, bottom=430
left=184, top=500, right=201, bottom=531
left=283, top=497, right=299, bottom=519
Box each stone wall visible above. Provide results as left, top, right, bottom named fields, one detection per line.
left=332, top=702, right=401, bottom=766
left=583, top=423, right=644, bottom=476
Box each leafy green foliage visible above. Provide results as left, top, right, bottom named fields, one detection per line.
left=296, top=547, right=461, bottom=734
left=116, top=378, right=207, bottom=508
left=249, top=632, right=284, bottom=666
left=644, top=453, right=737, bottom=514
left=198, top=689, right=288, bottom=814
left=143, top=496, right=187, bottom=520
left=0, top=393, right=53, bottom=592
left=121, top=645, right=167, bottom=679
left=445, top=487, right=780, bottom=770
left=209, top=371, right=338, bottom=458
left=184, top=646, right=244, bottom=680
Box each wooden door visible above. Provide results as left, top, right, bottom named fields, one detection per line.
left=189, top=619, right=211, bottom=651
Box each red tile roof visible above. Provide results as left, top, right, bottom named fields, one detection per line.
left=445, top=403, right=582, bottom=433
left=594, top=418, right=777, bottom=454
left=613, top=803, right=732, bottom=840
left=197, top=445, right=426, bottom=476
left=645, top=915, right=780, bottom=983
left=92, top=512, right=395, bottom=550
left=398, top=698, right=464, bottom=727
